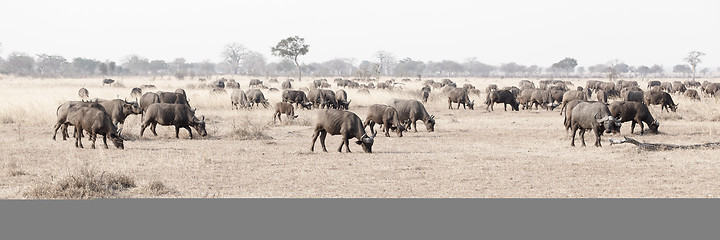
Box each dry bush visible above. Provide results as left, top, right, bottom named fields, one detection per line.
left=227, top=117, right=273, bottom=140
left=144, top=180, right=176, bottom=196
left=6, top=162, right=27, bottom=177
left=25, top=168, right=136, bottom=199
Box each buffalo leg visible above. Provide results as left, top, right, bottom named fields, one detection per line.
left=412, top=120, right=418, bottom=133
left=504, top=103, right=508, bottom=111
left=90, top=132, right=97, bottom=149
left=594, top=129, right=602, bottom=147
left=53, top=123, right=62, bottom=140
left=102, top=134, right=109, bottom=149
left=151, top=123, right=158, bottom=136
left=638, top=121, right=645, bottom=135
left=448, top=100, right=452, bottom=109
left=343, top=137, right=352, bottom=153
left=175, top=126, right=180, bottom=138
left=571, top=125, right=578, bottom=147
left=319, top=131, right=328, bottom=152
left=310, top=129, right=320, bottom=152
left=384, top=123, right=390, bottom=137
left=75, top=127, right=84, bottom=148
left=140, top=122, right=148, bottom=137
left=579, top=129, right=587, bottom=147
left=630, top=121, right=636, bottom=134
left=185, top=126, right=193, bottom=139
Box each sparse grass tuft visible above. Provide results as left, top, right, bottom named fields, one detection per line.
left=6, top=162, right=26, bottom=177
left=25, top=168, right=136, bottom=199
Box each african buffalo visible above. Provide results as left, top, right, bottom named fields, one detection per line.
left=486, top=90, right=519, bottom=111
left=246, top=89, right=269, bottom=108
left=386, top=99, right=436, bottom=132
left=685, top=89, right=700, bottom=100
left=140, top=103, right=206, bottom=139
left=281, top=90, right=312, bottom=110
left=231, top=89, right=251, bottom=109
left=608, top=101, right=659, bottom=135
left=448, top=88, right=474, bottom=110
left=644, top=90, right=678, bottom=112
left=68, top=106, right=124, bottom=149
left=273, top=102, right=297, bottom=122
left=364, top=104, right=405, bottom=137
left=570, top=101, right=621, bottom=147
left=310, top=109, right=376, bottom=153
left=53, top=101, right=106, bottom=141
left=97, top=99, right=142, bottom=132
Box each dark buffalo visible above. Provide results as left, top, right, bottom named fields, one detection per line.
left=249, top=79, right=263, bottom=87
left=608, top=101, right=659, bottom=135
left=486, top=84, right=498, bottom=93
left=447, top=88, right=474, bottom=110
left=53, top=101, right=106, bottom=141
left=140, top=103, right=206, bottom=139
left=281, top=90, right=312, bottom=110
left=68, top=106, right=124, bottom=149
left=570, top=101, right=621, bottom=147
left=386, top=99, right=436, bottom=132
left=310, top=109, right=376, bottom=153
left=659, top=82, right=673, bottom=92
left=644, top=90, right=678, bottom=112
left=623, top=90, right=645, bottom=104
left=102, top=79, right=115, bottom=86
left=97, top=99, right=142, bottom=132
left=364, top=104, right=405, bottom=137
left=139, top=92, right=161, bottom=114
left=672, top=81, right=686, bottom=93
left=685, top=89, right=700, bottom=100
left=157, top=91, right=189, bottom=106
left=130, top=87, right=142, bottom=99
left=647, top=80, right=661, bottom=89
left=486, top=90, right=519, bottom=111
left=335, top=89, right=350, bottom=110
left=319, top=89, right=338, bottom=109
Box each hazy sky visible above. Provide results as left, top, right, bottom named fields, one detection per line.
left=1, top=0, right=718, bottom=68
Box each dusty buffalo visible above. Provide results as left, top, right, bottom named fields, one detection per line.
left=310, top=109, right=376, bottom=153
left=157, top=91, right=189, bottom=106
left=364, top=104, right=405, bottom=137
left=570, top=101, right=621, bottom=147
left=562, top=99, right=584, bottom=132
left=130, top=87, right=142, bottom=99
left=672, top=81, right=686, bottom=93
left=102, top=79, right=115, bottom=86
left=281, top=90, right=312, bottom=110
left=608, top=101, right=659, bottom=135
left=647, top=80, right=661, bottom=89
left=386, top=99, right=436, bottom=132
left=139, top=92, right=161, bottom=113
left=246, top=89, right=269, bottom=108
left=281, top=80, right=292, bottom=90
left=448, top=88, right=474, bottom=110
left=623, top=90, right=645, bottom=104
left=249, top=79, right=263, bottom=87
left=486, top=84, right=498, bottom=93
left=644, top=90, right=678, bottom=112
left=97, top=99, right=142, bottom=131
left=486, top=90, right=519, bottom=111
left=685, top=89, right=700, bottom=100
left=319, top=89, right=338, bottom=109
left=273, top=102, right=297, bottom=122
left=231, top=89, right=251, bottom=109
left=335, top=89, right=351, bottom=110
left=659, top=82, right=673, bottom=92
left=595, top=89, right=608, bottom=103
left=529, top=90, right=553, bottom=110
left=53, top=101, right=107, bottom=141
left=67, top=106, right=124, bottom=149
left=140, top=103, right=207, bottom=139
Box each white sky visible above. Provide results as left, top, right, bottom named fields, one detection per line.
left=1, top=0, right=718, bottom=68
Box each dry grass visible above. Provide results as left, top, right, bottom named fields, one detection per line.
left=25, top=168, right=136, bottom=199
left=4, top=76, right=720, bottom=198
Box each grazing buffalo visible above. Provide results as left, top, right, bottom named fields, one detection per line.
left=311, top=109, right=376, bottom=153
left=281, top=90, right=312, bottom=110
left=486, top=84, right=498, bottom=93
left=249, top=79, right=263, bottom=87
left=702, top=83, right=720, bottom=96
left=622, top=90, right=645, bottom=104
left=486, top=90, right=519, bottom=111
left=519, top=80, right=535, bottom=90
left=364, top=104, right=405, bottom=137
left=246, top=89, right=269, bottom=108
left=529, top=90, right=554, bottom=110
left=130, top=87, right=142, bottom=99
left=685, top=89, right=700, bottom=100
left=562, top=99, right=585, bottom=132
left=595, top=89, right=608, bottom=103
left=644, top=90, right=678, bottom=112
left=335, top=89, right=350, bottom=110
left=672, top=81, right=686, bottom=93
left=422, top=91, right=429, bottom=103
left=140, top=103, right=207, bottom=139
left=97, top=99, right=142, bottom=132
left=53, top=101, right=106, bottom=141
left=319, top=89, right=338, bottom=109
left=231, top=89, right=251, bottom=109
left=447, top=88, right=474, bottom=110
left=386, top=99, right=436, bottom=132
left=608, top=101, right=659, bottom=135
left=78, top=88, right=89, bottom=100
left=67, top=106, right=124, bottom=149
left=102, top=79, right=115, bottom=86
left=647, top=80, right=661, bottom=89
left=659, top=82, right=673, bottom=93
left=273, top=102, right=297, bottom=122
left=281, top=80, right=292, bottom=90
left=570, top=101, right=621, bottom=147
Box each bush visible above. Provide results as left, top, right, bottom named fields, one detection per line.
left=25, top=168, right=136, bottom=199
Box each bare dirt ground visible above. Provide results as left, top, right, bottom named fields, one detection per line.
left=2, top=76, right=720, bottom=198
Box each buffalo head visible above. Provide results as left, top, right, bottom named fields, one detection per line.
left=355, top=131, right=377, bottom=153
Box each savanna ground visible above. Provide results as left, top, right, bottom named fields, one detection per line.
left=2, top=75, right=720, bottom=198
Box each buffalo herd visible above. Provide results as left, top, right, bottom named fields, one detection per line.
left=53, top=77, right=711, bottom=151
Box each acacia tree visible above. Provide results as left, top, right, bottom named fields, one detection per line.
left=551, top=57, right=578, bottom=77
left=684, top=51, right=705, bottom=81
left=271, top=36, right=309, bottom=81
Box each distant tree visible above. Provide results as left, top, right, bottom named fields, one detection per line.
left=673, top=64, right=692, bottom=77
left=71, top=58, right=100, bottom=76
left=636, top=65, right=651, bottom=80
left=198, top=60, right=216, bottom=78
left=108, top=61, right=116, bottom=74
left=500, top=62, right=526, bottom=77
left=394, top=57, right=425, bottom=77
left=123, top=55, right=149, bottom=75
left=98, top=63, right=108, bottom=75
left=650, top=64, right=664, bottom=77
left=271, top=36, right=309, bottom=81
left=700, top=67, right=710, bottom=76
left=1, top=52, right=35, bottom=76
left=222, top=43, right=248, bottom=75
left=463, top=58, right=495, bottom=77
left=36, top=54, right=68, bottom=77
left=241, top=51, right=266, bottom=76
left=170, top=58, right=187, bottom=73
left=684, top=51, right=705, bottom=81
left=374, top=50, right=396, bottom=76
left=148, top=60, right=169, bottom=76
left=551, top=57, right=578, bottom=77
left=174, top=71, right=186, bottom=80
